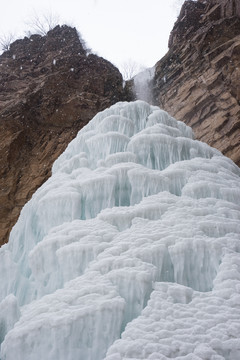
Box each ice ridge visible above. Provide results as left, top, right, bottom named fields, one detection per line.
left=0, top=100, right=240, bottom=360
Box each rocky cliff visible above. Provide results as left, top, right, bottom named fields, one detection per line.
left=1, top=1, right=240, bottom=246
left=0, top=25, right=125, bottom=245
left=152, top=0, right=240, bottom=166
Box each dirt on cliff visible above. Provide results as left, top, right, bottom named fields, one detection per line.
left=0, top=25, right=126, bottom=246
left=153, top=0, right=240, bottom=166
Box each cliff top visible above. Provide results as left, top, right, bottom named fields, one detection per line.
left=169, top=0, right=240, bottom=48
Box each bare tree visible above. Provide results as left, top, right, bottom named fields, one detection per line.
left=25, top=11, right=60, bottom=36
left=120, top=59, right=146, bottom=81
left=0, top=32, right=15, bottom=52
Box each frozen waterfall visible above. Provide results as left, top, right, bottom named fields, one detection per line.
left=0, top=100, right=240, bottom=360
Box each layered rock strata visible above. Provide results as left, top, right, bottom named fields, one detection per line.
left=153, top=0, right=240, bottom=166
left=0, top=25, right=124, bottom=245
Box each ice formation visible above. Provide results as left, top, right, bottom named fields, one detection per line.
left=133, top=67, right=154, bottom=102
left=0, top=100, right=240, bottom=360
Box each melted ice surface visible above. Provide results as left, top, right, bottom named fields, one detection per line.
left=0, top=101, right=240, bottom=360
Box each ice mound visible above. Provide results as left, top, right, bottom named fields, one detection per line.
left=0, top=101, right=240, bottom=360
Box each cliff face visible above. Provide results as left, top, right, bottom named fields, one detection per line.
left=153, top=0, right=240, bottom=166
left=1, top=2, right=240, bottom=246
left=0, top=25, right=125, bottom=245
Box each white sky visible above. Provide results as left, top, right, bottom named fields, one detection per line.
left=0, top=0, right=184, bottom=69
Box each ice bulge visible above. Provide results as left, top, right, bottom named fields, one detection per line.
left=0, top=101, right=240, bottom=360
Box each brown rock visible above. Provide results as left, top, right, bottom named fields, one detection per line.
left=153, top=0, right=240, bottom=166
left=0, top=25, right=125, bottom=246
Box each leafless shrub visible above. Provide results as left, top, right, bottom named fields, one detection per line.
left=120, top=59, right=146, bottom=80
left=25, top=11, right=60, bottom=36
left=0, top=32, right=15, bottom=51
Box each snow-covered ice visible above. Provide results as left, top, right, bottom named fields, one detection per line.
left=0, top=100, right=240, bottom=360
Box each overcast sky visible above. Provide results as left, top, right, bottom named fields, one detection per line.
left=0, top=0, right=184, bottom=69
